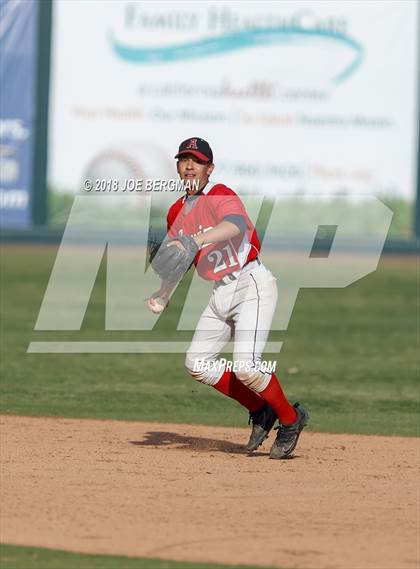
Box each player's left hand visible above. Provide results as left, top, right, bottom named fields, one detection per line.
left=167, top=240, right=186, bottom=251
left=167, top=236, right=202, bottom=251
left=149, top=235, right=199, bottom=284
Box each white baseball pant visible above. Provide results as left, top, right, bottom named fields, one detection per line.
left=185, top=260, right=278, bottom=392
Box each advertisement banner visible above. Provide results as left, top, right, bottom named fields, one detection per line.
left=0, top=0, right=38, bottom=228
left=48, top=1, right=418, bottom=202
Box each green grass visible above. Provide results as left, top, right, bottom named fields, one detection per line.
left=0, top=544, right=272, bottom=569
left=0, top=244, right=419, bottom=436
left=381, top=197, right=415, bottom=238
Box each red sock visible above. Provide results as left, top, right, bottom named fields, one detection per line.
left=213, top=371, right=264, bottom=412
left=260, top=373, right=297, bottom=425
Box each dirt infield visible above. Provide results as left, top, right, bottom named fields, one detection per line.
left=1, top=416, right=419, bottom=569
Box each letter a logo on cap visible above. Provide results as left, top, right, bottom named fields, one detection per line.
left=175, top=137, right=213, bottom=162
left=186, top=138, right=198, bottom=150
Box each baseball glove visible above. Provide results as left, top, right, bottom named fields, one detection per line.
left=148, top=235, right=199, bottom=284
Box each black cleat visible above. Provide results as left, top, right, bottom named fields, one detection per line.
left=245, top=403, right=277, bottom=452
left=269, top=403, right=309, bottom=459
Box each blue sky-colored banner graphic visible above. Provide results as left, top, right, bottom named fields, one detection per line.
left=0, top=0, right=38, bottom=228
left=109, top=26, right=364, bottom=83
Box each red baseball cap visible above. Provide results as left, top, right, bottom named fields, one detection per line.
left=174, top=137, right=213, bottom=163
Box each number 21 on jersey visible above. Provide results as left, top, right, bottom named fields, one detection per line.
left=207, top=243, right=239, bottom=273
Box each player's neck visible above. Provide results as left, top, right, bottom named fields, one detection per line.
left=186, top=181, right=209, bottom=199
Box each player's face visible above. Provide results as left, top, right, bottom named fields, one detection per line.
left=177, top=154, right=214, bottom=194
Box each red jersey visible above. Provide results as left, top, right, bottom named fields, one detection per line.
left=166, top=182, right=261, bottom=281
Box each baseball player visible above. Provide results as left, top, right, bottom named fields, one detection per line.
left=147, top=137, right=308, bottom=459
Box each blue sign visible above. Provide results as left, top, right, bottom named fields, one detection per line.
left=0, top=0, right=38, bottom=228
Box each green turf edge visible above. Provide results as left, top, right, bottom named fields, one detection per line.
left=0, top=544, right=278, bottom=569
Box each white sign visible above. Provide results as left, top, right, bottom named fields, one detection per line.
left=48, top=0, right=419, bottom=199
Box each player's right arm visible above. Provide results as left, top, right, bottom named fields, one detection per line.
left=146, top=199, right=183, bottom=313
